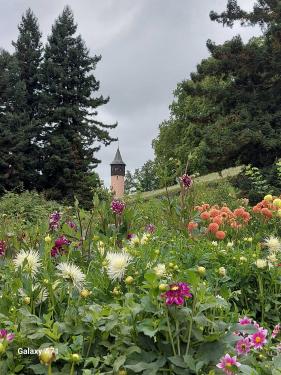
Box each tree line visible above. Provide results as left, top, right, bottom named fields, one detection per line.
left=152, top=0, right=281, bottom=180
left=0, top=6, right=116, bottom=206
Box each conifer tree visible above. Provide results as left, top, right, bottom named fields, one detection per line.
left=0, top=50, right=30, bottom=193
left=41, top=6, right=116, bottom=203
left=12, top=9, right=43, bottom=189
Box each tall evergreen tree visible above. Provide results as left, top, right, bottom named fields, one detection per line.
left=12, top=9, right=43, bottom=189
left=41, top=6, right=116, bottom=204
left=0, top=50, right=30, bottom=193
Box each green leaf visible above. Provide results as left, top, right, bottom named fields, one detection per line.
left=239, top=364, right=259, bottom=375
left=113, top=355, right=126, bottom=372
left=168, top=356, right=187, bottom=368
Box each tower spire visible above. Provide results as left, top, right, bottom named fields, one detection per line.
left=110, top=145, right=126, bottom=198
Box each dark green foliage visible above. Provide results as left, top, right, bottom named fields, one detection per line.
left=153, top=1, right=281, bottom=175
left=40, top=7, right=116, bottom=204
left=0, top=50, right=31, bottom=194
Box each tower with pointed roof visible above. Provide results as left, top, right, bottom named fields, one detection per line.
left=110, top=147, right=126, bottom=198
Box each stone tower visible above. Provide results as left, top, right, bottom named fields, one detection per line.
left=110, top=147, right=126, bottom=198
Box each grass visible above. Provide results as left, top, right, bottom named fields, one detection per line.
left=128, top=165, right=243, bottom=201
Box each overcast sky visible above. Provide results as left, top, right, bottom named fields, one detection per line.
left=0, top=0, right=258, bottom=186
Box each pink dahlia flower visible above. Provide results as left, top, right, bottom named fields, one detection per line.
left=0, top=240, right=6, bottom=256
left=236, top=337, right=251, bottom=356
left=272, top=324, right=280, bottom=339
left=251, top=328, right=268, bottom=349
left=239, top=316, right=252, bottom=325
left=111, top=200, right=125, bottom=215
left=216, top=353, right=241, bottom=375
left=162, top=282, right=192, bottom=305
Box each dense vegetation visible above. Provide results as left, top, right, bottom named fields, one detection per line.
left=0, top=176, right=280, bottom=374
left=0, top=7, right=116, bottom=205
left=153, top=0, right=281, bottom=176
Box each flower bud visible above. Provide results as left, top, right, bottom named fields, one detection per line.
left=70, top=353, right=81, bottom=362
left=125, top=276, right=134, bottom=285
left=80, top=289, right=91, bottom=298
left=159, top=283, right=168, bottom=291
left=218, top=267, right=226, bottom=277
left=39, top=347, right=56, bottom=365
left=23, top=296, right=31, bottom=305
left=0, top=343, right=5, bottom=354
left=197, top=266, right=206, bottom=275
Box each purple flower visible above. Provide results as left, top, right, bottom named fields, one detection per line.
left=49, top=211, right=61, bottom=231
left=145, top=224, right=156, bottom=234
left=111, top=200, right=125, bottom=215
left=179, top=174, right=193, bottom=189
left=216, top=354, right=241, bottom=375
left=0, top=241, right=6, bottom=256
left=236, top=337, right=251, bottom=356
left=0, top=329, right=14, bottom=342
left=162, top=282, right=192, bottom=306
left=66, top=221, right=77, bottom=231
left=127, top=233, right=135, bottom=240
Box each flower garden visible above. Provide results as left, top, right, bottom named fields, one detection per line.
left=0, top=177, right=281, bottom=374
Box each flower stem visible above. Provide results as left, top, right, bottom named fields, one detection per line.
left=166, top=308, right=176, bottom=356
left=48, top=364, right=52, bottom=375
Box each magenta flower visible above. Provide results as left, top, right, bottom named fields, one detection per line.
left=0, top=240, right=6, bottom=256
left=216, top=354, right=241, bottom=375
left=127, top=233, right=135, bottom=240
left=145, top=224, right=156, bottom=234
left=111, top=200, right=125, bottom=215
left=162, top=282, right=192, bottom=306
left=239, top=316, right=252, bottom=325
left=0, top=329, right=14, bottom=342
left=49, top=211, right=61, bottom=231
left=55, top=236, right=71, bottom=248
left=251, top=329, right=268, bottom=349
left=179, top=174, right=193, bottom=189
left=51, top=236, right=71, bottom=257
left=272, top=324, right=281, bottom=339
left=236, top=337, right=251, bottom=356
left=66, top=221, right=77, bottom=231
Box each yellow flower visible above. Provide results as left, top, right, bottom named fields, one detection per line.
left=273, top=198, right=281, bottom=208
left=277, top=210, right=281, bottom=218
left=44, top=235, right=52, bottom=243
left=80, top=289, right=92, bottom=298
left=264, top=194, right=273, bottom=202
